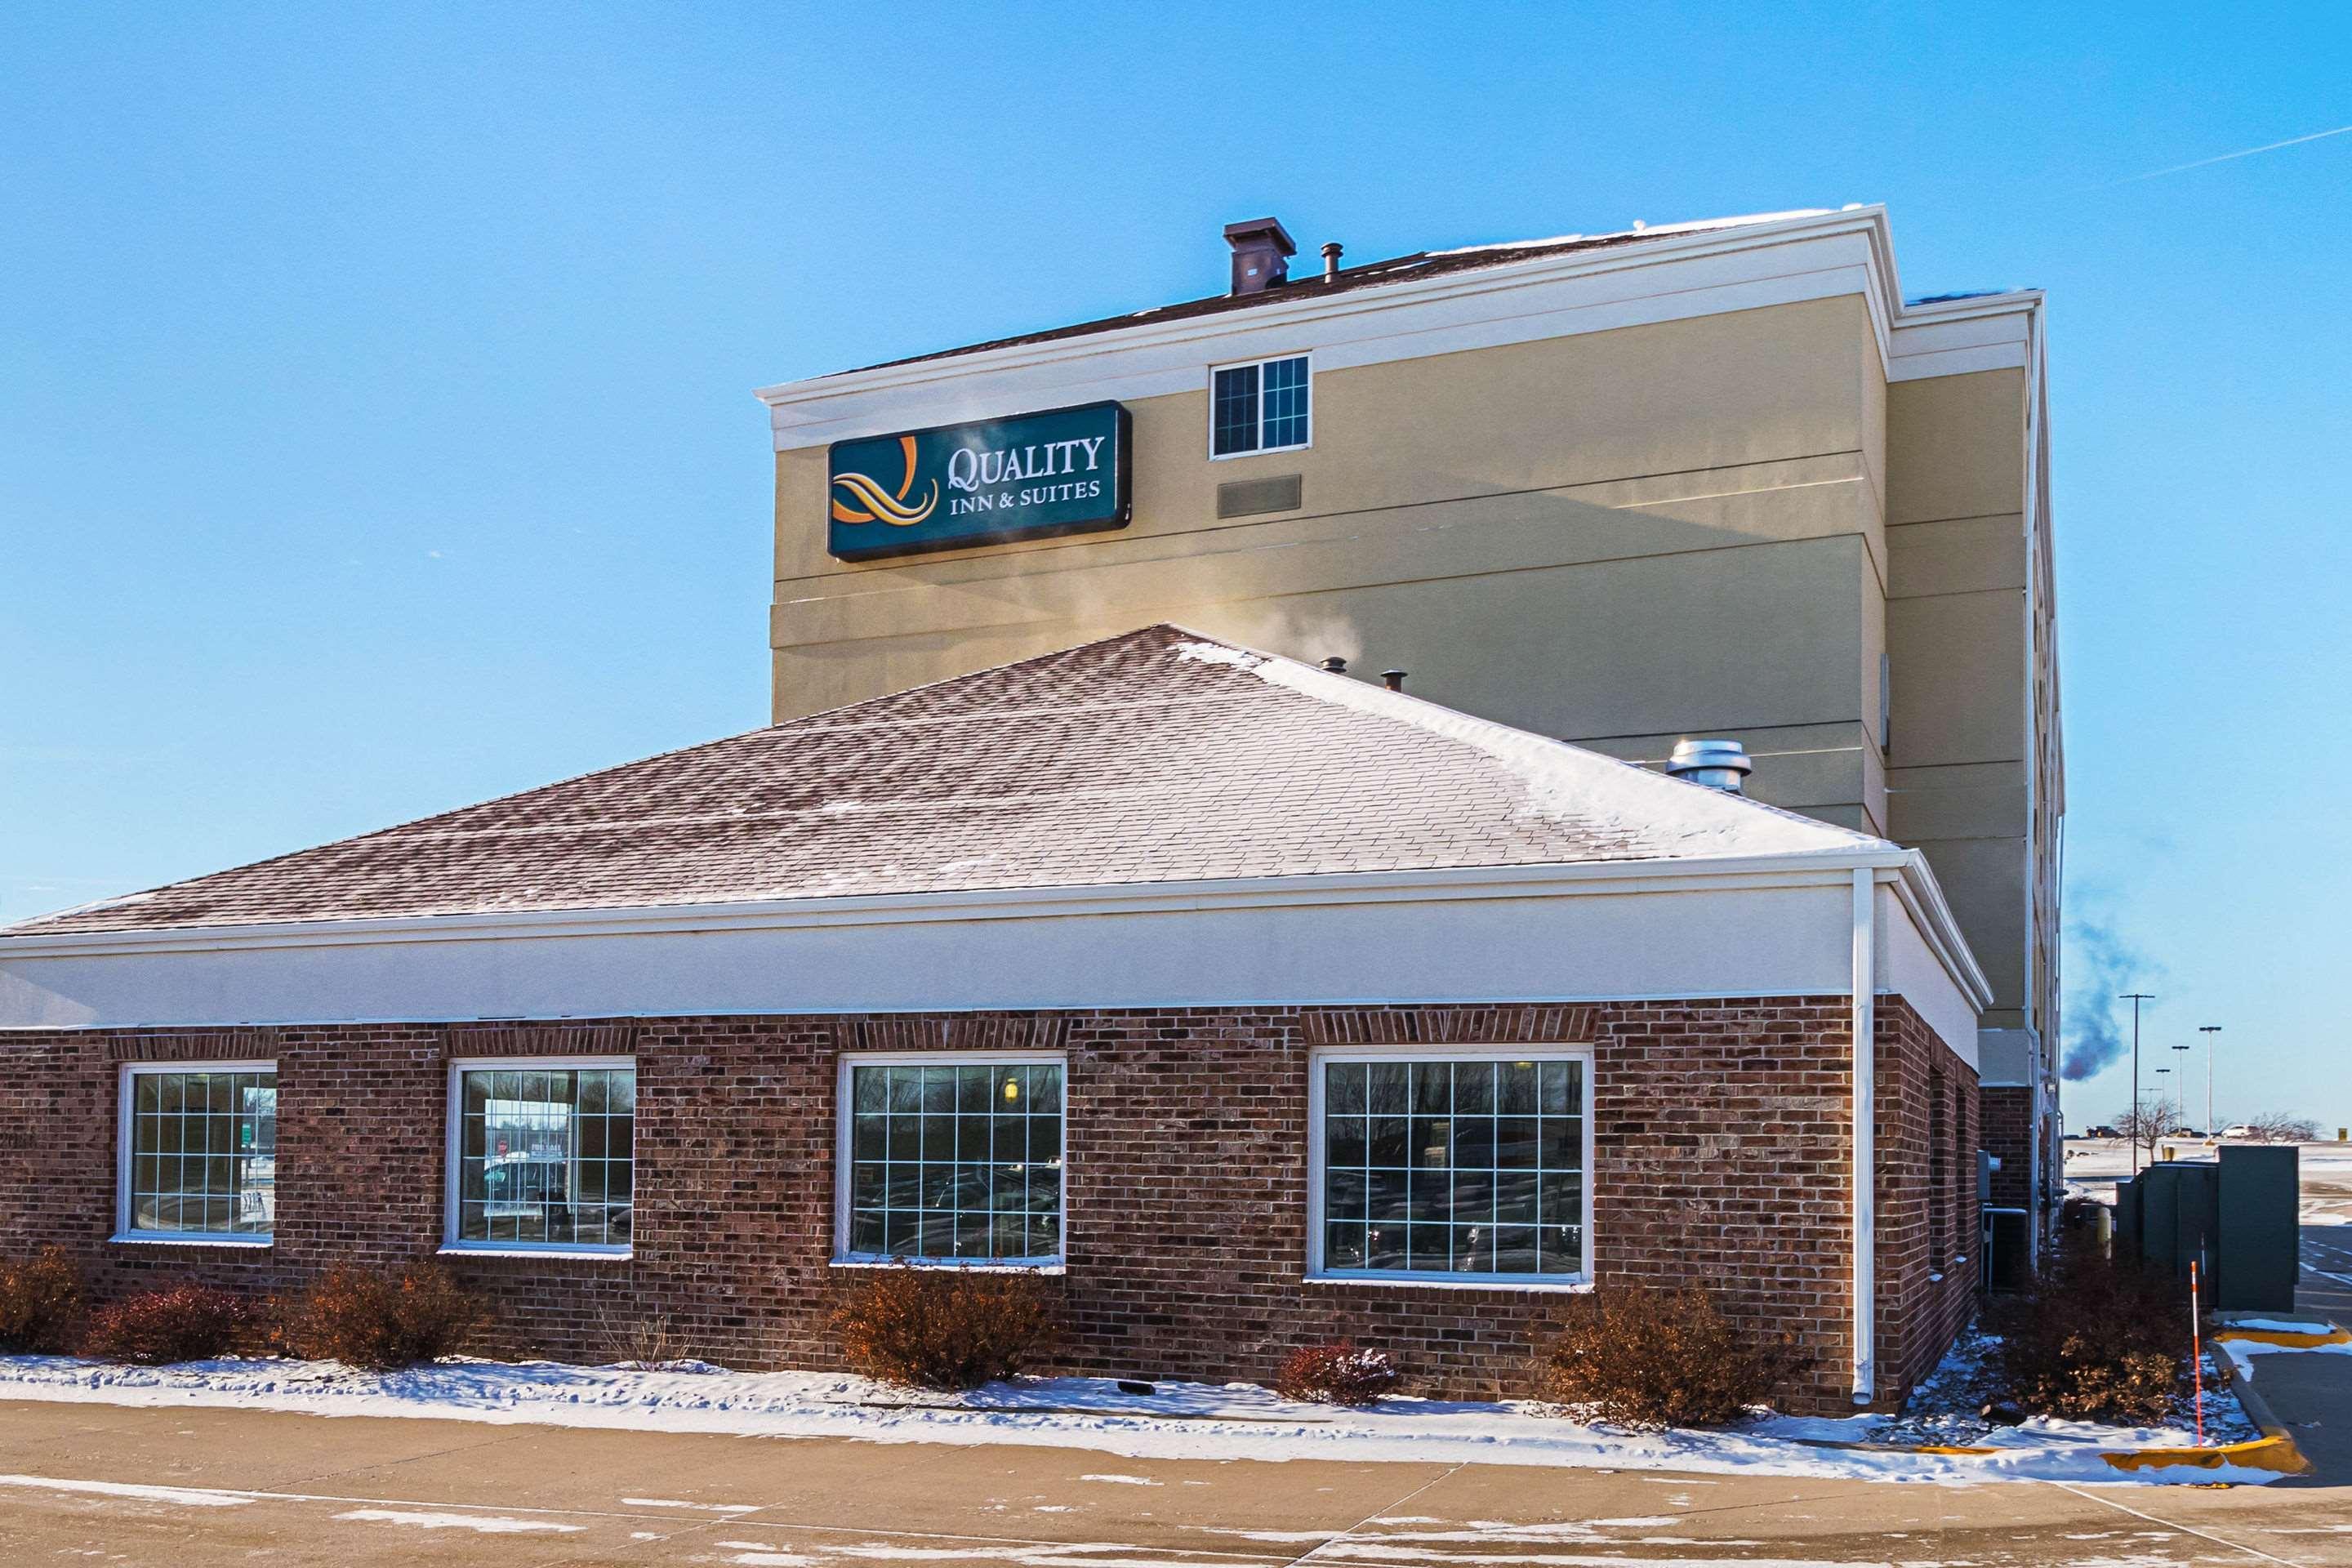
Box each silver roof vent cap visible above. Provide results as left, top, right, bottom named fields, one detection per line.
left=1667, top=738, right=1753, bottom=794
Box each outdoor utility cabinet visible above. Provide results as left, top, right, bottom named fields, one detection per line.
left=2113, top=1145, right=2299, bottom=1312
left=2215, top=1145, right=2299, bottom=1312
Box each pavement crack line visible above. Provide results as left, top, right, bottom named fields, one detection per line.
left=2038, top=1480, right=2311, bottom=1568
left=1278, top=1461, right=1468, bottom=1568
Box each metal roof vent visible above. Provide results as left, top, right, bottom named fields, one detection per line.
left=1666, top=738, right=1753, bottom=794
left=1224, top=217, right=1295, bottom=296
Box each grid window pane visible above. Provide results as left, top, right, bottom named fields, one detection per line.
left=1260, top=356, right=1309, bottom=448
left=1211, top=364, right=1259, bottom=455
left=124, top=1069, right=277, bottom=1237
left=845, top=1062, right=1062, bottom=1263
left=453, top=1064, right=635, bottom=1249
left=1319, top=1057, right=1584, bottom=1280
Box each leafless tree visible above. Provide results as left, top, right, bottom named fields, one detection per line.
left=2247, top=1111, right=2322, bottom=1144
left=2114, top=1099, right=2178, bottom=1160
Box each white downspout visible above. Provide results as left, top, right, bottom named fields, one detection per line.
left=1851, top=866, right=1876, bottom=1405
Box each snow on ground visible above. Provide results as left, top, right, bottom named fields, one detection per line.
left=0, top=1352, right=2282, bottom=1486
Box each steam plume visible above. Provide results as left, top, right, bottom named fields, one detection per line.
left=2060, top=917, right=2160, bottom=1081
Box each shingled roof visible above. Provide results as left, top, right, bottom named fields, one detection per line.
left=842, top=211, right=1840, bottom=374
left=7, top=626, right=1881, bottom=937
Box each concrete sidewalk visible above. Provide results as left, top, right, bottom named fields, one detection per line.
left=1, top=1397, right=2349, bottom=1568
left=2262, top=1223, right=2352, bottom=1486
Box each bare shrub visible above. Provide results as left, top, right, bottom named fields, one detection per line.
left=1273, top=1340, right=1399, bottom=1407
left=289, top=1263, right=489, bottom=1371
left=1993, top=1245, right=2189, bottom=1423
left=84, top=1285, right=259, bottom=1365
left=834, top=1270, right=1057, bottom=1390
left=595, top=1304, right=691, bottom=1367
left=1541, top=1285, right=1809, bottom=1430
left=2247, top=1111, right=2322, bottom=1144
left=0, top=1249, right=85, bottom=1353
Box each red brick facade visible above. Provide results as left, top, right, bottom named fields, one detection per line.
left=1980, top=1085, right=2035, bottom=1213
left=0, top=997, right=1976, bottom=1413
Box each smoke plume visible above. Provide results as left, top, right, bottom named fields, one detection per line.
left=2059, top=916, right=2162, bottom=1081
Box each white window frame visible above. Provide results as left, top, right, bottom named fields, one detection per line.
left=833, top=1050, right=1069, bottom=1272
left=443, top=1055, right=635, bottom=1259
left=1207, top=353, right=1312, bottom=460
left=1306, top=1045, right=1595, bottom=1290
left=114, top=1059, right=278, bottom=1247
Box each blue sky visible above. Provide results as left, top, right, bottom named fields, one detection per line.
left=3, top=3, right=2346, bottom=1126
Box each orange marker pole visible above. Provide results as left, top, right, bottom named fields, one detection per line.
left=2189, top=1258, right=2205, bottom=1446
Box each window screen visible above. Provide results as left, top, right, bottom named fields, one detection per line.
left=844, top=1061, right=1063, bottom=1263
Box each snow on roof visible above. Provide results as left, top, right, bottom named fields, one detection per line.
left=7, top=626, right=1883, bottom=938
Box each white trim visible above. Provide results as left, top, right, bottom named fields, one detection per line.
left=831, top=1049, right=1068, bottom=1271
left=1304, top=1045, right=1594, bottom=1290
left=1849, top=868, right=1876, bottom=1405
left=442, top=1054, right=636, bottom=1260
left=1206, top=352, right=1312, bottom=461
left=755, top=211, right=1908, bottom=450
left=114, top=1058, right=278, bottom=1246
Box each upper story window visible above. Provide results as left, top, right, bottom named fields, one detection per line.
left=446, top=1059, right=635, bottom=1256
left=1211, top=355, right=1310, bottom=457
left=117, top=1062, right=278, bottom=1245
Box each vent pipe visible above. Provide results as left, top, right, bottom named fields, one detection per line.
left=1321, top=241, right=1343, bottom=281
left=1319, top=656, right=1348, bottom=674
left=1666, top=738, right=1753, bottom=794
left=1380, top=669, right=1406, bottom=692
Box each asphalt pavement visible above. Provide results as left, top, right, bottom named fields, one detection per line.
left=2, top=1394, right=2349, bottom=1568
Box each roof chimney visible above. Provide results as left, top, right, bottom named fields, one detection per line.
left=1380, top=669, right=1406, bottom=692
left=1224, top=217, right=1296, bottom=296
left=1321, top=241, right=1343, bottom=281
left=1666, top=738, right=1753, bottom=794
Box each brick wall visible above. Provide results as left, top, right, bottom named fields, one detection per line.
left=1980, top=1085, right=2034, bottom=1211
left=0, top=996, right=1976, bottom=1413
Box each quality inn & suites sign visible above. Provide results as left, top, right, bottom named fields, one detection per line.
left=828, top=401, right=1132, bottom=560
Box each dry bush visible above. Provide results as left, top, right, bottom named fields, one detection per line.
left=83, top=1285, right=259, bottom=1365
left=834, top=1270, right=1057, bottom=1390
left=288, top=1263, right=489, bottom=1371
left=1993, top=1245, right=2189, bottom=1423
left=0, top=1249, right=85, bottom=1353
left=1273, top=1340, right=1399, bottom=1407
left=1541, top=1285, right=1809, bottom=1430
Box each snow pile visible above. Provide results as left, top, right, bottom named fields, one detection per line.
left=0, top=1352, right=2283, bottom=1486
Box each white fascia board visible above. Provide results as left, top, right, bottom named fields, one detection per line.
left=753, top=209, right=1906, bottom=452
left=0, top=845, right=1995, bottom=1033
left=1882, top=851, right=1996, bottom=1013
left=1887, top=290, right=2044, bottom=382
left=0, top=853, right=1911, bottom=958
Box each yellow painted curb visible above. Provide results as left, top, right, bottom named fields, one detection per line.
left=2101, top=1435, right=2307, bottom=1475
left=2215, top=1325, right=2352, bottom=1350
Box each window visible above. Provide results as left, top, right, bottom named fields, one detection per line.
left=447, top=1059, right=634, bottom=1254
left=118, top=1063, right=278, bottom=1243
left=1210, top=354, right=1310, bottom=457
left=836, top=1057, right=1064, bottom=1266
left=1310, top=1050, right=1590, bottom=1284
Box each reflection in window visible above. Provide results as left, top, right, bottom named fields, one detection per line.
left=125, top=1067, right=277, bottom=1237
left=843, top=1062, right=1063, bottom=1263
left=453, top=1066, right=635, bottom=1250
left=1318, top=1057, right=1585, bottom=1280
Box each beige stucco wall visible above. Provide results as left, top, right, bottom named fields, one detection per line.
left=1884, top=367, right=2052, bottom=1049
left=773, top=295, right=1892, bottom=832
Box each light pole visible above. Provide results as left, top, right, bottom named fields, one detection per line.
left=2199, top=1026, right=2222, bottom=1138
left=2172, top=1044, right=2192, bottom=1132
left=2122, top=993, right=2156, bottom=1173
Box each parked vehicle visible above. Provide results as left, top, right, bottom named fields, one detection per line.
left=2221, top=1124, right=2256, bottom=1140
left=2083, top=1125, right=2121, bottom=1139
